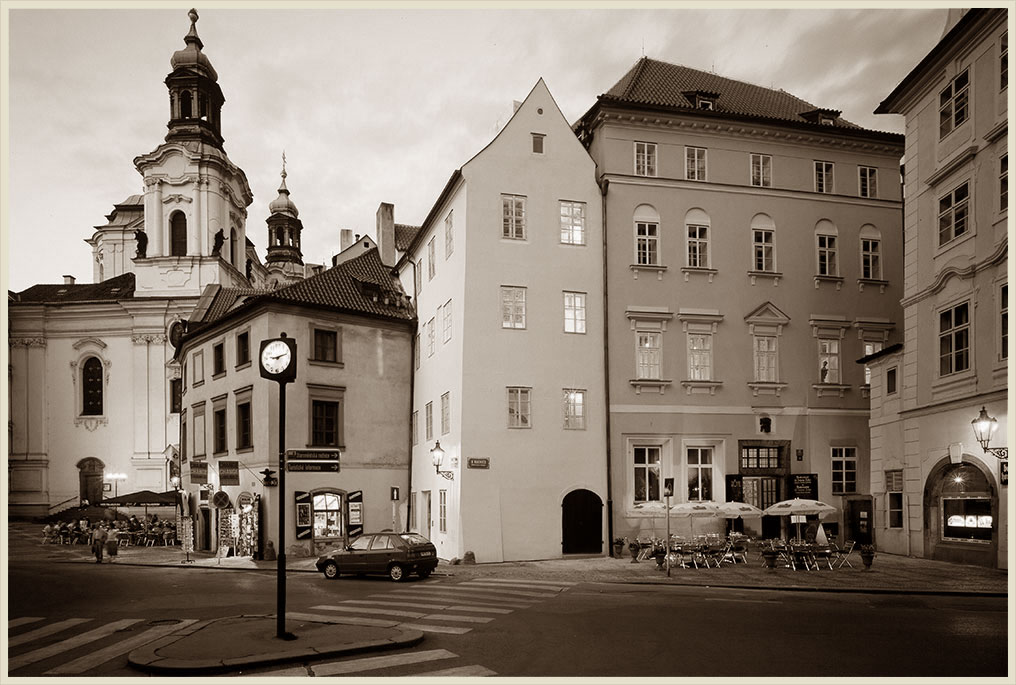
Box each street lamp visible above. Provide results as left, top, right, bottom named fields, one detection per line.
left=431, top=441, right=453, bottom=480
left=108, top=472, right=127, bottom=518
left=971, top=407, right=1008, bottom=459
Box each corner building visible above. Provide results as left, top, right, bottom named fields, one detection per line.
left=575, top=58, right=905, bottom=543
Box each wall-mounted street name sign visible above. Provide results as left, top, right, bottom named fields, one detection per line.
left=287, top=461, right=340, bottom=472
left=285, top=449, right=341, bottom=461
left=467, top=458, right=489, bottom=469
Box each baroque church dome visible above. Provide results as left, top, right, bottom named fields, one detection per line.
left=170, top=8, right=218, bottom=81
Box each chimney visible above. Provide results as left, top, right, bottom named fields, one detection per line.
left=376, top=202, right=395, bottom=267
left=512, top=100, right=523, bottom=113
left=63, top=275, right=76, bottom=285
left=340, top=228, right=353, bottom=252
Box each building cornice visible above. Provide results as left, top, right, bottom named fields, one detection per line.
left=900, top=239, right=1008, bottom=308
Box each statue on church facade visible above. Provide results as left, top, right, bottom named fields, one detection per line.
left=134, top=229, right=148, bottom=259
left=211, top=229, right=224, bottom=256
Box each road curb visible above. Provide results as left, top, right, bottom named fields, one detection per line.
left=605, top=578, right=1009, bottom=597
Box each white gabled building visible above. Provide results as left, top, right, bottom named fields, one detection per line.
left=394, top=79, right=607, bottom=562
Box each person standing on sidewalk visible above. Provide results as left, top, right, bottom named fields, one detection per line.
left=90, top=524, right=108, bottom=564
left=105, top=525, right=119, bottom=562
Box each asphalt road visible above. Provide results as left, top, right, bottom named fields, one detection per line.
left=6, top=560, right=1008, bottom=678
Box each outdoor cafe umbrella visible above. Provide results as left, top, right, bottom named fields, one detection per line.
left=99, top=489, right=176, bottom=518
left=670, top=501, right=722, bottom=536
left=717, top=501, right=765, bottom=518
left=762, top=498, right=837, bottom=539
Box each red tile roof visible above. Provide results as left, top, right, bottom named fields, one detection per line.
left=394, top=223, right=421, bottom=251
left=12, top=272, right=136, bottom=304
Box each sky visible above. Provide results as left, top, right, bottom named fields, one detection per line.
left=3, top=2, right=954, bottom=293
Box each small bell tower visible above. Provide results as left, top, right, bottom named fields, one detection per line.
left=265, top=153, right=305, bottom=287
left=164, top=8, right=225, bottom=148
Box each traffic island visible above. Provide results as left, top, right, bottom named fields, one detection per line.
left=127, top=613, right=424, bottom=675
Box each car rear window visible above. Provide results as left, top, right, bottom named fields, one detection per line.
left=399, top=533, right=430, bottom=545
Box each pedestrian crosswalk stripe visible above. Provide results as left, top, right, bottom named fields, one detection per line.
left=479, top=578, right=577, bottom=586
left=398, top=623, right=472, bottom=635
left=308, top=648, right=458, bottom=676
left=286, top=612, right=399, bottom=628
left=43, top=619, right=198, bottom=675
left=419, top=613, right=493, bottom=624
left=438, top=585, right=559, bottom=599
left=358, top=598, right=513, bottom=614
left=445, top=604, right=513, bottom=614
left=8, top=618, right=92, bottom=648
left=312, top=604, right=426, bottom=619
left=8, top=617, right=45, bottom=630
left=386, top=588, right=533, bottom=608
left=462, top=580, right=569, bottom=592
left=8, top=618, right=141, bottom=671
left=410, top=664, right=498, bottom=677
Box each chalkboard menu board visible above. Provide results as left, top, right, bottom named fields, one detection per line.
left=792, top=473, right=819, bottom=499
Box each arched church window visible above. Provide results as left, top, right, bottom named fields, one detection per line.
left=170, top=212, right=187, bottom=256
left=180, top=91, right=192, bottom=119
left=82, top=357, right=103, bottom=416
left=229, top=229, right=238, bottom=267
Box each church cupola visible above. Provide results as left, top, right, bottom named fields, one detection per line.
left=265, top=154, right=305, bottom=270
left=164, top=9, right=225, bottom=148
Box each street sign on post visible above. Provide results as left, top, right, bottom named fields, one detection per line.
left=287, top=462, right=339, bottom=472
left=285, top=448, right=340, bottom=473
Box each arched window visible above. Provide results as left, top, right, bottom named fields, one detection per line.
left=312, top=492, right=343, bottom=539
left=82, top=357, right=103, bottom=416
left=229, top=229, right=238, bottom=267
left=180, top=91, right=192, bottom=119
left=633, top=204, right=660, bottom=266
left=859, top=224, right=882, bottom=280
left=750, top=214, right=776, bottom=272
left=815, top=219, right=839, bottom=277
left=170, top=212, right=187, bottom=256
left=941, top=463, right=992, bottom=543
left=684, top=208, right=710, bottom=268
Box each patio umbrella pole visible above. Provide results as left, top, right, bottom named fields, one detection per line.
left=665, top=493, right=671, bottom=577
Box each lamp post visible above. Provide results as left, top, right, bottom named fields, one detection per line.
left=971, top=407, right=1008, bottom=459
left=431, top=441, right=454, bottom=481
left=108, top=472, right=127, bottom=519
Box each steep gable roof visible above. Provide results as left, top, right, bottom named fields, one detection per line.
left=12, top=272, right=136, bottom=304
left=394, top=223, right=421, bottom=251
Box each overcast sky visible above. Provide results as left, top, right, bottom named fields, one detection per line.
left=4, top=3, right=952, bottom=292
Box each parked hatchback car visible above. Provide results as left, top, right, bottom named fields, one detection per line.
left=316, top=531, right=438, bottom=581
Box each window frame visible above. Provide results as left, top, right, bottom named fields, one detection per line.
left=507, top=386, right=532, bottom=429
left=858, top=166, right=878, bottom=199
left=559, top=200, right=586, bottom=246
left=212, top=342, right=225, bottom=377
left=425, top=401, right=433, bottom=441
left=212, top=404, right=227, bottom=455
left=753, top=228, right=775, bottom=272
left=939, top=300, right=971, bottom=376
left=1000, top=283, right=1008, bottom=361
left=308, top=385, right=345, bottom=448
left=938, top=182, right=970, bottom=246
left=634, top=141, right=657, bottom=177
left=235, top=331, right=250, bottom=368
left=427, top=317, right=436, bottom=357
left=191, top=402, right=206, bottom=458
left=939, top=69, right=969, bottom=138
left=814, top=161, right=834, bottom=194
left=501, top=194, right=527, bottom=240
left=686, top=222, right=709, bottom=269
left=439, top=489, right=447, bottom=533
left=427, top=238, right=436, bottom=280
left=500, top=286, right=527, bottom=330
left=817, top=338, right=841, bottom=384
left=235, top=396, right=253, bottom=451
left=192, top=350, right=204, bottom=387
left=412, top=410, right=418, bottom=446
left=750, top=153, right=772, bottom=188
left=817, top=233, right=839, bottom=276
left=831, top=446, right=858, bottom=495
left=170, top=377, right=182, bottom=415
left=442, top=299, right=453, bottom=343
left=753, top=334, right=778, bottom=383
left=636, top=330, right=662, bottom=380
left=635, top=221, right=659, bottom=266
left=312, top=327, right=339, bottom=363
left=633, top=445, right=662, bottom=504
left=686, top=446, right=714, bottom=502
left=563, top=388, right=586, bottom=430
left=687, top=332, right=712, bottom=381
left=1001, top=154, right=1008, bottom=211
left=441, top=391, right=450, bottom=435
left=445, top=211, right=454, bottom=259
left=1002, top=32, right=1008, bottom=91
left=886, top=469, right=904, bottom=529
left=563, top=291, right=586, bottom=334
left=686, top=146, right=707, bottom=181
left=531, top=133, right=545, bottom=154
left=886, top=366, right=898, bottom=395
left=81, top=356, right=104, bottom=416
left=861, top=237, right=882, bottom=280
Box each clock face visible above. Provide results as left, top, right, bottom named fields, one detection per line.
left=260, top=339, right=292, bottom=375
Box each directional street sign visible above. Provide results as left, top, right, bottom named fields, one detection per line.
left=285, top=449, right=341, bottom=460
left=287, top=461, right=340, bottom=472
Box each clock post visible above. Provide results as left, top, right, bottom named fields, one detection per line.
left=259, top=332, right=297, bottom=640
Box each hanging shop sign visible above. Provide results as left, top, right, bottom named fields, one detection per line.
left=1001, top=460, right=1008, bottom=487
left=219, top=461, right=240, bottom=486
left=190, top=461, right=208, bottom=485
left=792, top=473, right=819, bottom=499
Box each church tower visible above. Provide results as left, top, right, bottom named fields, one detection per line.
left=129, top=8, right=254, bottom=298
left=264, top=155, right=306, bottom=288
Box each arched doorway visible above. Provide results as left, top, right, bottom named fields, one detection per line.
left=76, top=457, right=104, bottom=505
left=561, top=489, right=602, bottom=554
left=923, top=458, right=998, bottom=568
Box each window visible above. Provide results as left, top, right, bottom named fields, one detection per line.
left=410, top=491, right=417, bottom=531
left=563, top=389, right=585, bottom=430
left=687, top=447, right=713, bottom=501
left=831, top=447, right=857, bottom=494
left=635, top=222, right=659, bottom=266
left=311, top=400, right=340, bottom=446
left=192, top=351, right=204, bottom=386
left=170, top=378, right=182, bottom=414
left=696, top=97, right=714, bottom=110
left=313, top=492, right=343, bottom=539
left=427, top=238, right=436, bottom=280
left=236, top=400, right=252, bottom=450
left=939, top=302, right=970, bottom=375
left=1001, top=284, right=1008, bottom=360
left=427, top=318, right=436, bottom=357
left=501, top=286, right=526, bottom=329
left=441, top=392, right=450, bottom=435
left=532, top=133, right=544, bottom=154
left=507, top=387, right=531, bottom=428
left=212, top=342, right=225, bottom=376
left=1001, top=155, right=1008, bottom=210
left=859, top=166, right=878, bottom=199
left=236, top=332, right=250, bottom=366
left=192, top=404, right=205, bottom=457
left=817, top=234, right=838, bottom=276
left=687, top=223, right=709, bottom=268
left=751, top=154, right=772, bottom=187
left=415, top=261, right=422, bottom=295
left=886, top=469, right=904, bottom=529
left=414, top=334, right=420, bottom=370
left=814, top=161, right=833, bottom=194
left=886, top=366, right=898, bottom=394
left=213, top=407, right=227, bottom=454
left=818, top=339, right=840, bottom=384
left=742, top=476, right=780, bottom=511
left=442, top=299, right=452, bottom=343
left=862, top=341, right=883, bottom=385
left=560, top=201, right=586, bottom=245
left=564, top=291, right=586, bottom=334
left=439, top=490, right=447, bottom=533
left=861, top=237, right=882, bottom=280
left=445, top=211, right=454, bottom=259
left=753, top=335, right=778, bottom=382
left=939, top=70, right=969, bottom=137
left=634, top=142, right=657, bottom=177
left=502, top=194, right=526, bottom=240
left=687, top=334, right=712, bottom=381
left=633, top=446, right=661, bottom=503
left=425, top=401, right=433, bottom=441
left=751, top=214, right=776, bottom=272
left=741, top=446, right=780, bottom=469
left=636, top=332, right=661, bottom=379
left=686, top=146, right=706, bottom=181
left=170, top=212, right=187, bottom=256
left=938, top=183, right=969, bottom=245
left=313, top=329, right=338, bottom=362
left=412, top=411, right=418, bottom=446
left=1002, top=32, right=1008, bottom=90
left=82, top=357, right=103, bottom=415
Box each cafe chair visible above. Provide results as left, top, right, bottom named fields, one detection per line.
left=833, top=540, right=855, bottom=568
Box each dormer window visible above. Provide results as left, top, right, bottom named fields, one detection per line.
left=800, top=108, right=841, bottom=126
left=819, top=116, right=835, bottom=126
left=683, top=90, right=720, bottom=112
left=697, top=98, right=715, bottom=111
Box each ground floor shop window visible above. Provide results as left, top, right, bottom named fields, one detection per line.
left=313, top=492, right=343, bottom=539
left=942, top=498, right=992, bottom=542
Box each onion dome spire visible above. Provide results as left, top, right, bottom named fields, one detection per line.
left=269, top=151, right=299, bottom=218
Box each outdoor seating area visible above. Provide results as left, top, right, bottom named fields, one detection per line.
left=41, top=515, right=177, bottom=547
left=625, top=533, right=858, bottom=572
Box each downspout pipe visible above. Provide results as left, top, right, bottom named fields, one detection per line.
left=404, top=259, right=419, bottom=533
left=599, top=176, right=615, bottom=555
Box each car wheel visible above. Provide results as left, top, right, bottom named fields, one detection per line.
left=322, top=561, right=339, bottom=580
left=388, top=563, right=406, bottom=582
left=417, top=568, right=432, bottom=579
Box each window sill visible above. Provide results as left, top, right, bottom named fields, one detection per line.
left=858, top=278, right=888, bottom=293
left=630, top=264, right=668, bottom=281
left=747, top=382, right=787, bottom=397
left=930, top=368, right=976, bottom=399
left=212, top=450, right=228, bottom=458
left=237, top=446, right=254, bottom=454
left=212, top=372, right=226, bottom=380
left=630, top=378, right=673, bottom=395
left=192, top=380, right=204, bottom=388
left=812, top=383, right=851, bottom=398
left=680, top=267, right=718, bottom=283
left=308, top=359, right=345, bottom=369
left=748, top=271, right=782, bottom=286
left=935, top=229, right=974, bottom=256
left=681, top=380, right=722, bottom=395
left=74, top=416, right=108, bottom=431
left=235, top=361, right=251, bottom=371
left=814, top=275, right=844, bottom=290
